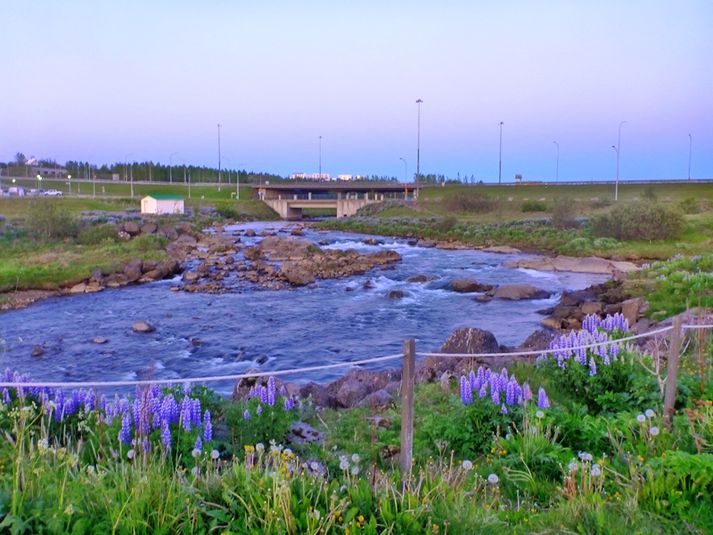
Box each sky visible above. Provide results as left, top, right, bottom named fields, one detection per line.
left=1, top=0, right=711, bottom=181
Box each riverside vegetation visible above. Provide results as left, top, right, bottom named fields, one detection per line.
left=0, top=313, right=712, bottom=533
left=1, top=185, right=712, bottom=532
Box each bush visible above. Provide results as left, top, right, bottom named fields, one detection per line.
left=25, top=199, right=78, bottom=240
left=445, top=189, right=495, bottom=213
left=678, top=197, right=704, bottom=215
left=521, top=200, right=548, bottom=212
left=550, top=198, right=579, bottom=229
left=77, top=223, right=119, bottom=245
left=590, top=202, right=684, bottom=241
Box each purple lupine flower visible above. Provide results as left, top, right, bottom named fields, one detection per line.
left=194, top=436, right=203, bottom=453
left=500, top=404, right=508, bottom=415
left=469, top=370, right=478, bottom=391
left=256, top=404, right=263, bottom=416
left=180, top=396, right=193, bottom=432
left=478, top=383, right=488, bottom=398
left=537, top=387, right=550, bottom=409
left=161, top=419, right=172, bottom=449
left=460, top=376, right=473, bottom=405
left=588, top=357, right=597, bottom=376
left=267, top=377, right=276, bottom=407
left=284, top=396, right=295, bottom=411
left=279, top=385, right=287, bottom=396
left=243, top=409, right=251, bottom=420
left=203, top=410, right=212, bottom=442
left=119, top=411, right=132, bottom=445
left=191, top=398, right=202, bottom=428
left=522, top=383, right=533, bottom=402
left=491, top=385, right=501, bottom=406
left=505, top=379, right=517, bottom=406
left=259, top=386, right=268, bottom=404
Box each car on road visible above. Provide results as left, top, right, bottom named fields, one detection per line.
left=43, top=189, right=63, bottom=196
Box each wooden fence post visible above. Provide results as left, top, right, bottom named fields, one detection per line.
left=400, top=339, right=416, bottom=481
left=663, top=316, right=683, bottom=431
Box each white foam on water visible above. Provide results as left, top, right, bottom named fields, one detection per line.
left=516, top=268, right=558, bottom=280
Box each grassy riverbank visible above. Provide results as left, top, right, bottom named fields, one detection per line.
left=0, top=196, right=277, bottom=299
left=315, top=183, right=713, bottom=260
left=0, top=317, right=711, bottom=533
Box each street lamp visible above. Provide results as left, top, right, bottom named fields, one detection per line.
left=124, top=153, right=134, bottom=198
left=169, top=152, right=179, bottom=183
left=67, top=174, right=72, bottom=195
left=688, top=133, right=693, bottom=181
left=553, top=141, right=560, bottom=182
left=399, top=157, right=407, bottom=182
left=415, top=99, right=423, bottom=184
left=498, top=121, right=504, bottom=184
left=36, top=174, right=42, bottom=193
left=217, top=123, right=222, bottom=191
left=612, top=121, right=627, bottom=201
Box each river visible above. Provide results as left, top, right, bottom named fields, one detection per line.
left=0, top=223, right=608, bottom=394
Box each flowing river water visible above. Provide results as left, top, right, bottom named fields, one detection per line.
left=0, top=222, right=609, bottom=394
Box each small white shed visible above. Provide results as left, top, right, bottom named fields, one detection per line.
left=141, top=194, right=185, bottom=215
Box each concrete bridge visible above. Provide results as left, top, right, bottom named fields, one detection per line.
left=254, top=182, right=418, bottom=220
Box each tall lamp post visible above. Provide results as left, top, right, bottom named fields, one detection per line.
left=415, top=99, right=423, bottom=184
left=36, top=174, right=42, bottom=192
left=124, top=153, right=134, bottom=198
left=217, top=123, right=222, bottom=191
left=318, top=135, right=322, bottom=179
left=399, top=157, right=407, bottom=182
left=688, top=133, right=692, bottom=181
left=613, top=120, right=627, bottom=201
left=553, top=141, right=560, bottom=182
left=169, top=152, right=179, bottom=183
left=498, top=121, right=504, bottom=184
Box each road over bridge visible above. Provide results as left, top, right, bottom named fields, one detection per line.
left=254, top=182, right=418, bottom=220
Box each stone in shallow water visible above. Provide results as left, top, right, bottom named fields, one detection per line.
left=131, top=321, right=155, bottom=333
left=91, top=336, right=108, bottom=344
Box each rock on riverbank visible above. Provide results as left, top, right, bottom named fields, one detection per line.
left=506, top=255, right=639, bottom=276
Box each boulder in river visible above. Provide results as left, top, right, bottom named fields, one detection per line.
left=387, top=290, right=406, bottom=299
left=280, top=261, right=316, bottom=286
left=449, top=279, right=494, bottom=293
left=131, top=321, right=155, bottom=333
left=491, top=284, right=551, bottom=300
left=407, top=274, right=434, bottom=283
left=91, top=336, right=109, bottom=344
left=31, top=345, right=45, bottom=357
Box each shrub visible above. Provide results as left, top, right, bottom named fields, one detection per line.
left=521, top=200, right=548, bottom=212
left=445, top=189, right=495, bottom=213
left=77, top=223, right=119, bottom=245
left=215, top=204, right=240, bottom=219
left=642, top=185, right=658, bottom=201
left=550, top=198, right=579, bottom=229
left=25, top=199, right=78, bottom=240
left=678, top=197, right=703, bottom=214
left=590, top=202, right=684, bottom=241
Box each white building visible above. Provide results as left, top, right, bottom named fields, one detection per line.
left=141, top=194, right=185, bottom=215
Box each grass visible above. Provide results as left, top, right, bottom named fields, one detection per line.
left=0, top=235, right=169, bottom=292
left=316, top=186, right=713, bottom=260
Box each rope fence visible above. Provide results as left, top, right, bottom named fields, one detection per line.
left=0, top=319, right=711, bottom=479
left=0, top=324, right=710, bottom=390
